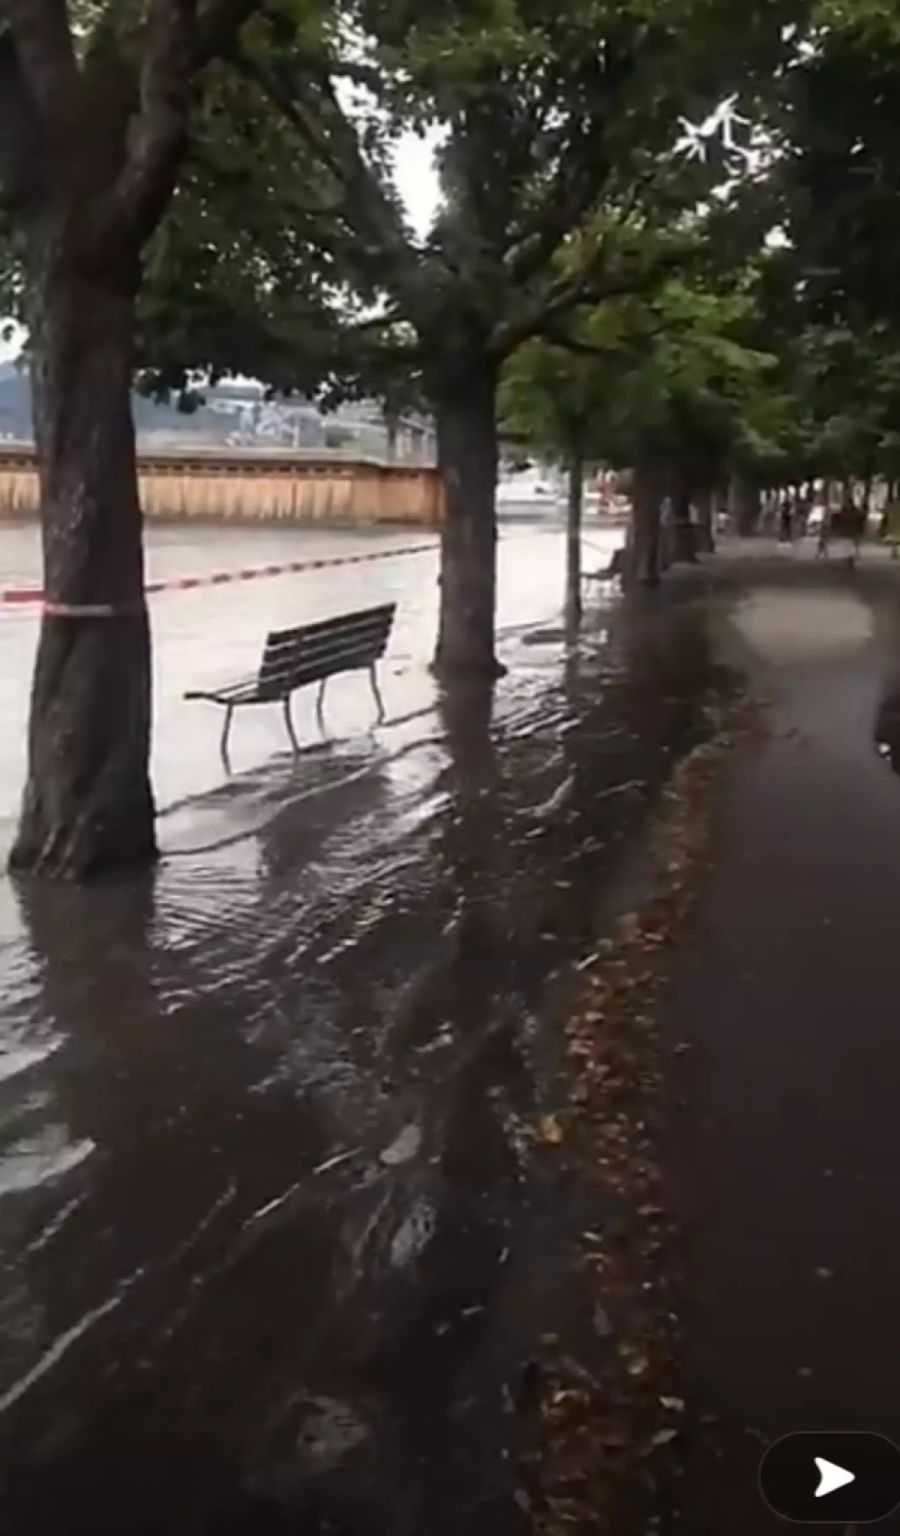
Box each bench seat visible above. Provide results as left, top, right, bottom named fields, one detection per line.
left=186, top=602, right=396, bottom=762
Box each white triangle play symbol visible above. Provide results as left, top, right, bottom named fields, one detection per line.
left=815, top=1457, right=856, bottom=1499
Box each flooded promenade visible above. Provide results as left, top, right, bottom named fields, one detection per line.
left=0, top=514, right=733, bottom=1535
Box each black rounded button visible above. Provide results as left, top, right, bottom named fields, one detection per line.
left=760, top=1432, right=900, bottom=1524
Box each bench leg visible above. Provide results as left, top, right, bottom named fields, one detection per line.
left=369, top=664, right=386, bottom=724
left=316, top=679, right=327, bottom=735
left=220, top=705, right=236, bottom=768
left=283, top=695, right=300, bottom=755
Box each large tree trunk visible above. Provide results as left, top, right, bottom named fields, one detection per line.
left=10, top=242, right=156, bottom=879
left=731, top=475, right=762, bottom=537
left=433, top=362, right=503, bottom=678
left=565, top=449, right=584, bottom=629
left=625, top=462, right=666, bottom=586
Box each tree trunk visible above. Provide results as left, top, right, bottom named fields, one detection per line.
left=565, top=449, right=584, bottom=629
left=433, top=362, right=503, bottom=678
left=695, top=486, right=715, bottom=555
left=10, top=243, right=157, bottom=879
left=625, top=462, right=666, bottom=586
left=731, top=475, right=761, bottom=537
left=670, top=469, right=697, bottom=562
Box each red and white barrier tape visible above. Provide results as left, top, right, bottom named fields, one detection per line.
left=0, top=541, right=438, bottom=615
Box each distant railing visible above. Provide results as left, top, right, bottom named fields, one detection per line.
left=0, top=443, right=444, bottom=528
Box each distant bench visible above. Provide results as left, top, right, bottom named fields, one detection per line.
left=186, top=602, right=396, bottom=760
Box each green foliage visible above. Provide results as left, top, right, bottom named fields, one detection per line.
left=137, top=66, right=347, bottom=400
left=502, top=276, right=780, bottom=484
left=2, top=0, right=818, bottom=442
left=125, top=0, right=807, bottom=412
left=782, top=2, right=900, bottom=328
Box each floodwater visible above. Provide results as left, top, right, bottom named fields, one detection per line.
left=1, top=518, right=622, bottom=827
left=0, top=514, right=731, bottom=1535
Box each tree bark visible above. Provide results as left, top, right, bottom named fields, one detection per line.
left=433, top=361, right=504, bottom=678
left=10, top=236, right=157, bottom=878
left=731, top=475, right=761, bottom=537
left=565, top=448, right=584, bottom=629
left=695, top=486, right=715, bottom=555
left=670, top=468, right=697, bottom=563
left=625, top=462, right=666, bottom=586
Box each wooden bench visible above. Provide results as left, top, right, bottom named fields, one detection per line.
left=186, top=603, right=396, bottom=760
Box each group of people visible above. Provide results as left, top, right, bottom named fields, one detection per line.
left=775, top=490, right=866, bottom=559
left=776, top=490, right=817, bottom=545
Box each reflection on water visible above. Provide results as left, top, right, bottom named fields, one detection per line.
left=0, top=519, right=627, bottom=838
left=0, top=589, right=730, bottom=1535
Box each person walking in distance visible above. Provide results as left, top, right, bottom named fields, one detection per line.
left=816, top=498, right=831, bottom=559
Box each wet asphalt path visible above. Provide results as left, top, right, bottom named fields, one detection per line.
left=660, top=550, right=900, bottom=1534
left=13, top=526, right=900, bottom=1534
left=0, top=516, right=730, bottom=1536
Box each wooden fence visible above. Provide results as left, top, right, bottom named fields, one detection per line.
left=0, top=445, right=444, bottom=527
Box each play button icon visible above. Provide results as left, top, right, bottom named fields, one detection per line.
left=761, top=1434, right=900, bottom=1523
left=815, top=1457, right=855, bottom=1499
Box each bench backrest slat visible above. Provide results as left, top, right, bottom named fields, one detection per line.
left=256, top=603, right=395, bottom=700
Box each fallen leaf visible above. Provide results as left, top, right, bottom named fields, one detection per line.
left=538, top=1113, right=565, bottom=1145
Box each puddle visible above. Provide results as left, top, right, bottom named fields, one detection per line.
left=731, top=588, right=873, bottom=662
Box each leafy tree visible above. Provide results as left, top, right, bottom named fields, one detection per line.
left=501, top=301, right=632, bottom=616
left=737, top=245, right=900, bottom=502
left=782, top=4, right=900, bottom=332
left=135, top=0, right=804, bottom=672
left=0, top=1, right=266, bottom=878
left=769, top=1, right=900, bottom=498
left=503, top=277, right=779, bottom=581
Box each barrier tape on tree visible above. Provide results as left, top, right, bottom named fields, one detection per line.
left=0, top=541, right=439, bottom=615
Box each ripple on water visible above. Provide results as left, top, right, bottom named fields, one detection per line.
left=0, top=1040, right=62, bottom=1086
left=0, top=1125, right=95, bottom=1198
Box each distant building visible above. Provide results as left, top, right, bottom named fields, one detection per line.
left=0, top=363, right=435, bottom=463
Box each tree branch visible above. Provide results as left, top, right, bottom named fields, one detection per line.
left=538, top=331, right=618, bottom=359
left=108, top=0, right=197, bottom=240
left=193, top=0, right=265, bottom=68
left=230, top=47, right=342, bottom=176
left=230, top=42, right=425, bottom=314
left=503, top=137, right=608, bottom=287
left=106, top=0, right=264, bottom=244
left=4, top=0, right=77, bottom=130
left=501, top=37, right=646, bottom=286
left=491, top=243, right=694, bottom=360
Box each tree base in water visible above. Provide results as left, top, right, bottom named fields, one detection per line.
left=432, top=654, right=508, bottom=681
